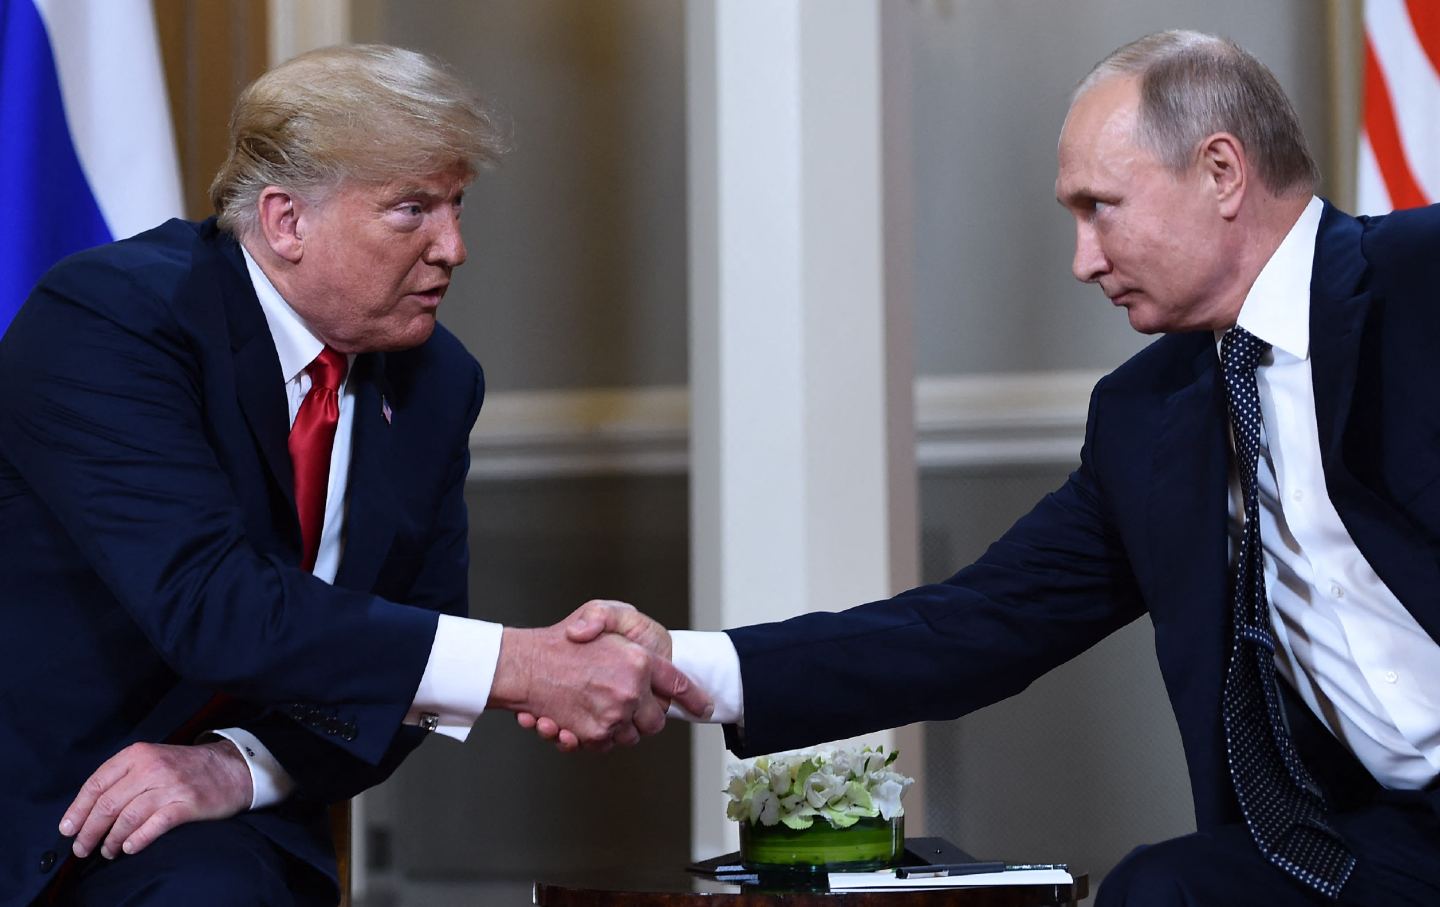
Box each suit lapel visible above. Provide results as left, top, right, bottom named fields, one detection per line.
left=205, top=225, right=297, bottom=510
left=335, top=353, right=398, bottom=591
left=1308, top=203, right=1372, bottom=468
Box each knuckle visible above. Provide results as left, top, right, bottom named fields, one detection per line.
left=93, top=794, right=123, bottom=818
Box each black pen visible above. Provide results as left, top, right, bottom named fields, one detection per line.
left=896, top=862, right=1068, bottom=879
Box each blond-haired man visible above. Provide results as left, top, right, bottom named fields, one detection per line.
left=0, top=45, right=707, bottom=907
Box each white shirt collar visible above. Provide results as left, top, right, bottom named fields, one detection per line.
left=240, top=245, right=325, bottom=384
left=1223, top=196, right=1324, bottom=361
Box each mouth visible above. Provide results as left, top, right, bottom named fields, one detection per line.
left=410, top=284, right=448, bottom=308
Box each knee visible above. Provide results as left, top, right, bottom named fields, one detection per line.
left=138, top=861, right=282, bottom=907
left=1097, top=839, right=1194, bottom=907
left=65, top=822, right=295, bottom=907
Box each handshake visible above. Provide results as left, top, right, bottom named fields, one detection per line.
left=491, top=599, right=713, bottom=752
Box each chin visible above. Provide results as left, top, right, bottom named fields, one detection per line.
left=371, top=317, right=439, bottom=353
left=1123, top=307, right=1170, bottom=336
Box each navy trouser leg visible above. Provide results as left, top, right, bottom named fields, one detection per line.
left=55, top=818, right=331, bottom=907
left=1336, top=791, right=1440, bottom=907
left=1096, top=823, right=1325, bottom=907
left=1097, top=794, right=1440, bottom=907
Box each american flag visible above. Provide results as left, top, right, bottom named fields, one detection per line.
left=1357, top=0, right=1440, bottom=213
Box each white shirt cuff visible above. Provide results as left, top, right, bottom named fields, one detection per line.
left=210, top=727, right=296, bottom=810
left=669, top=630, right=744, bottom=724
left=405, top=614, right=503, bottom=741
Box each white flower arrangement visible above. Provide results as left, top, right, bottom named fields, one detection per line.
left=724, top=745, right=914, bottom=831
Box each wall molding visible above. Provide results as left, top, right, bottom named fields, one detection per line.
left=468, top=370, right=1103, bottom=481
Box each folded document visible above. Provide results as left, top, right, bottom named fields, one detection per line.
left=829, top=867, right=1073, bottom=890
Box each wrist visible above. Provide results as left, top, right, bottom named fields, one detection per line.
left=488, top=627, right=536, bottom=712
left=203, top=739, right=255, bottom=812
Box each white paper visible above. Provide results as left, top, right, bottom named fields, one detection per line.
left=829, top=868, right=1072, bottom=890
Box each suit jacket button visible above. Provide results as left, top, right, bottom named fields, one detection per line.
left=39, top=851, right=56, bottom=872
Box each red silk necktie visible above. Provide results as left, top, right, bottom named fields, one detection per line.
left=288, top=347, right=347, bottom=572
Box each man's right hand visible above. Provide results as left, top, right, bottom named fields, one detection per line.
left=515, top=600, right=695, bottom=751
left=490, top=606, right=710, bottom=752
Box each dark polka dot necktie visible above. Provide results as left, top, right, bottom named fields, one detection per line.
left=1219, top=326, right=1355, bottom=898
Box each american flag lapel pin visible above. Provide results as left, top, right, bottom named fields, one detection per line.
left=381, top=395, right=392, bottom=425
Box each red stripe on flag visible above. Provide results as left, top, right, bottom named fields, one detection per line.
left=1405, top=0, right=1440, bottom=81
left=1363, top=35, right=1429, bottom=210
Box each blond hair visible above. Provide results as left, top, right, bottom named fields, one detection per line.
left=210, top=44, right=507, bottom=236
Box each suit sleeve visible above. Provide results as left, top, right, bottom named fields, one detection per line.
left=240, top=428, right=479, bottom=803
left=0, top=256, right=439, bottom=766
left=724, top=384, right=1146, bottom=757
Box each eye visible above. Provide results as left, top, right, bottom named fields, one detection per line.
left=384, top=201, right=427, bottom=231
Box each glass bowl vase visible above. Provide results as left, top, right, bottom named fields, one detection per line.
left=739, top=815, right=904, bottom=872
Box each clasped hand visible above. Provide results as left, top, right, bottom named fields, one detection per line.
left=507, top=600, right=704, bottom=752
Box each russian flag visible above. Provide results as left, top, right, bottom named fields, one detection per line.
left=1357, top=0, right=1440, bottom=213
left=0, top=0, right=183, bottom=335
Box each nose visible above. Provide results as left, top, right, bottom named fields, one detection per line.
left=426, top=214, right=467, bottom=269
left=1071, top=219, right=1109, bottom=284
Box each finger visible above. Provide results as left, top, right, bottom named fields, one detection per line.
left=565, top=599, right=636, bottom=642
left=60, top=749, right=134, bottom=841
left=73, top=776, right=142, bottom=859
left=651, top=658, right=714, bottom=720
left=632, top=697, right=667, bottom=737
left=555, top=729, right=580, bottom=752
left=119, top=802, right=189, bottom=856
left=101, top=789, right=172, bottom=860
left=69, top=759, right=147, bottom=858
left=535, top=717, right=560, bottom=741
left=516, top=712, right=537, bottom=730
left=611, top=723, right=642, bottom=748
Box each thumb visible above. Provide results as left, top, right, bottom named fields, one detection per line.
left=565, top=599, right=636, bottom=643
left=650, top=657, right=714, bottom=722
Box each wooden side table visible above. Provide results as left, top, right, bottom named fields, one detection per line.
left=534, top=868, right=1088, bottom=906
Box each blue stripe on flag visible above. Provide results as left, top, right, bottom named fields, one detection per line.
left=0, top=0, right=115, bottom=336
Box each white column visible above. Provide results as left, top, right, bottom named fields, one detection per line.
left=268, top=0, right=350, bottom=65
left=687, top=0, right=919, bottom=859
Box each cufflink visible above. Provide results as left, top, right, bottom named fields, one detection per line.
left=419, top=712, right=440, bottom=732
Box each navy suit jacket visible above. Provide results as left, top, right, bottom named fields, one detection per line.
left=726, top=202, right=1440, bottom=835
left=0, top=219, right=484, bottom=905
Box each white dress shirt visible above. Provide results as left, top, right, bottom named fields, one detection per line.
left=672, top=197, right=1440, bottom=792
left=215, top=249, right=503, bottom=809
left=1223, top=196, right=1440, bottom=790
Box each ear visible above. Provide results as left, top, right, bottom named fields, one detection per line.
left=256, top=187, right=305, bottom=263
left=1198, top=132, right=1246, bottom=219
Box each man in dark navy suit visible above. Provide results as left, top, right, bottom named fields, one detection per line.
left=0, top=45, right=708, bottom=907
left=556, top=30, right=1440, bottom=907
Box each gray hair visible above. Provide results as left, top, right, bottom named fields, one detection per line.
left=1075, top=30, right=1318, bottom=195
left=210, top=44, right=508, bottom=236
